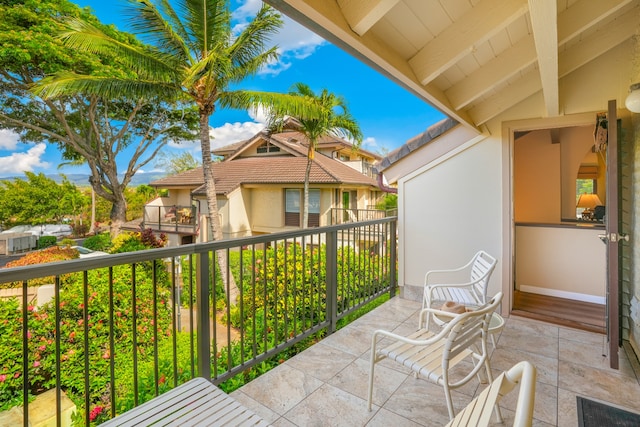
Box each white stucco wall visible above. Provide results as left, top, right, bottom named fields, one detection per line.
left=397, top=136, right=503, bottom=302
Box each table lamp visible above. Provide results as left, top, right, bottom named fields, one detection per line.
left=576, top=193, right=602, bottom=220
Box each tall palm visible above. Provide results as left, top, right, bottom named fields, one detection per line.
left=275, top=83, right=363, bottom=228
left=35, top=0, right=324, bottom=304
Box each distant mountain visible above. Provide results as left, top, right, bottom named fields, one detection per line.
left=1, top=172, right=170, bottom=187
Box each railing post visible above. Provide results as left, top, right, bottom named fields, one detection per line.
left=196, top=252, right=211, bottom=379
left=389, top=220, right=397, bottom=298
left=325, top=229, right=338, bottom=334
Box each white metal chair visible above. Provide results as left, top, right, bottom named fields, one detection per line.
left=445, top=361, right=537, bottom=427
left=423, top=250, right=497, bottom=330
left=368, top=292, right=504, bottom=421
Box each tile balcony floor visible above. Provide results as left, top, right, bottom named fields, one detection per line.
left=231, top=296, right=640, bottom=426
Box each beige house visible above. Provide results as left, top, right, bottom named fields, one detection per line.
left=263, top=1, right=640, bottom=367
left=143, top=124, right=384, bottom=245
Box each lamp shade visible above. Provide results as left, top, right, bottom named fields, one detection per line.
left=576, top=193, right=603, bottom=209
left=625, top=83, right=640, bottom=113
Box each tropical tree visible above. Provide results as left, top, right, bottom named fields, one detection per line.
left=0, top=0, right=198, bottom=236
left=34, top=0, right=327, bottom=305
left=272, top=83, right=363, bottom=228
left=155, top=151, right=201, bottom=175
left=0, top=172, right=85, bottom=226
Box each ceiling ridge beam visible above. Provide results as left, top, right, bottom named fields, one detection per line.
left=558, top=0, right=634, bottom=46
left=559, top=5, right=638, bottom=78
left=336, top=0, right=400, bottom=36
left=529, top=0, right=559, bottom=116
left=469, top=69, right=542, bottom=125
left=446, top=36, right=537, bottom=110
left=408, top=0, right=529, bottom=86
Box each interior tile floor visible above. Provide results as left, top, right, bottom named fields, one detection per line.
left=231, top=296, right=640, bottom=426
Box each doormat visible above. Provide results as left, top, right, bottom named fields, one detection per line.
left=577, top=396, right=640, bottom=427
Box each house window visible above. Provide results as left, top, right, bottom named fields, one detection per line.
left=285, top=189, right=320, bottom=227
left=257, top=142, right=280, bottom=154
left=308, top=189, right=320, bottom=227
left=285, top=189, right=300, bottom=226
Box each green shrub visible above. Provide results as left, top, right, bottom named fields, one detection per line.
left=37, top=236, right=57, bottom=249
left=60, top=238, right=75, bottom=247
left=82, top=233, right=112, bottom=252
left=0, top=264, right=174, bottom=419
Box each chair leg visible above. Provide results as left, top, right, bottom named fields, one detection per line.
left=368, top=348, right=377, bottom=411
left=443, top=383, right=456, bottom=420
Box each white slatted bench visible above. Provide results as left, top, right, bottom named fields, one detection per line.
left=100, top=377, right=270, bottom=426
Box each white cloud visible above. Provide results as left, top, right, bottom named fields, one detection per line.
left=0, top=143, right=50, bottom=176
left=168, top=107, right=268, bottom=152
left=210, top=120, right=265, bottom=149
left=362, top=136, right=379, bottom=151
left=233, top=1, right=326, bottom=76
left=0, top=129, right=21, bottom=150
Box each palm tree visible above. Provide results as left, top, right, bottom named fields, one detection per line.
left=272, top=83, right=363, bottom=228
left=34, top=0, right=325, bottom=305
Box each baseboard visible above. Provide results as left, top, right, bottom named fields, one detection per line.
left=519, top=285, right=605, bottom=305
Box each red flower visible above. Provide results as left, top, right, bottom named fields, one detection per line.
left=89, top=405, right=104, bottom=422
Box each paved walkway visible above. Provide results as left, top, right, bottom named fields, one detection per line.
left=231, top=296, right=640, bottom=426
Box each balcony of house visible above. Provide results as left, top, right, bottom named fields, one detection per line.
left=0, top=218, right=397, bottom=425
left=142, top=204, right=197, bottom=234
left=329, top=208, right=393, bottom=225
left=1, top=216, right=639, bottom=426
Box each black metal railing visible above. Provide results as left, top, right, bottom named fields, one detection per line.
left=0, top=218, right=396, bottom=425
left=329, top=207, right=391, bottom=224
left=142, top=205, right=197, bottom=233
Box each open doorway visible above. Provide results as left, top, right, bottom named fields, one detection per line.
left=511, top=124, right=607, bottom=332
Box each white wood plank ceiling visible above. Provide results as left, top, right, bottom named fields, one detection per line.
left=264, top=0, right=639, bottom=131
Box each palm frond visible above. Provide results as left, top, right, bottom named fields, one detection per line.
left=60, top=18, right=182, bottom=83
left=183, top=0, right=231, bottom=57
left=181, top=45, right=230, bottom=90
left=33, top=72, right=185, bottom=102
left=219, top=90, right=326, bottom=119
left=123, top=0, right=193, bottom=64
left=226, top=47, right=279, bottom=84
left=229, top=4, right=283, bottom=69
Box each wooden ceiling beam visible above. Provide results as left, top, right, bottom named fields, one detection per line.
left=529, top=0, right=559, bottom=117
left=336, top=0, right=400, bottom=36
left=558, top=0, right=633, bottom=45
left=447, top=37, right=537, bottom=110
left=408, top=0, right=528, bottom=86
left=559, top=5, right=639, bottom=77
left=468, top=69, right=542, bottom=125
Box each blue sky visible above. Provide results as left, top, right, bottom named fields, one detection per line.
left=0, top=0, right=445, bottom=178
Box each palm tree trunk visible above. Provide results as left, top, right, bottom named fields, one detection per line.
left=302, top=145, right=314, bottom=229
left=199, top=111, right=240, bottom=305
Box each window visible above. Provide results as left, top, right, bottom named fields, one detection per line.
left=256, top=142, right=280, bottom=154
left=308, top=189, right=320, bottom=227
left=285, top=189, right=320, bottom=227
left=285, top=189, right=300, bottom=226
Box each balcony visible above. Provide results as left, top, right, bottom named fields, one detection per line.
left=1, top=217, right=638, bottom=426
left=0, top=218, right=397, bottom=425
left=142, top=205, right=197, bottom=234
left=329, top=208, right=393, bottom=225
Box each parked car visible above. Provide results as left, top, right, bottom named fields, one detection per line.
left=71, top=246, right=108, bottom=258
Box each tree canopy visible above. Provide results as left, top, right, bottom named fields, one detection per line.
left=0, top=172, right=86, bottom=226
left=33, top=0, right=335, bottom=304
left=0, top=0, right=199, bottom=234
